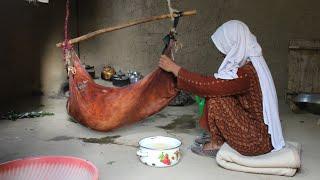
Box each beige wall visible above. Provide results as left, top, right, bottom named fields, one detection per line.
left=78, top=0, right=320, bottom=97
left=1, top=0, right=320, bottom=104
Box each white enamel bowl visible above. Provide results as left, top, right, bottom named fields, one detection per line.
left=137, top=136, right=182, bottom=168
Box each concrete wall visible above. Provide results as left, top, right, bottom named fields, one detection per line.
left=0, top=0, right=76, bottom=104
left=1, top=0, right=320, bottom=104
left=78, top=0, right=320, bottom=97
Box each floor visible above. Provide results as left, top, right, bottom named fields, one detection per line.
left=0, top=96, right=319, bottom=180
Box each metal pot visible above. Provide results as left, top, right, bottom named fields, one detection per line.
left=128, top=71, right=143, bottom=84
left=293, top=93, right=320, bottom=114
left=112, top=76, right=130, bottom=87
left=112, top=71, right=130, bottom=87
left=137, top=136, right=182, bottom=168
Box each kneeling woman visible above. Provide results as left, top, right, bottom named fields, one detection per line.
left=159, top=20, right=285, bottom=157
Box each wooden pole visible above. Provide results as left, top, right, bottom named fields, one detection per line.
left=56, top=10, right=196, bottom=48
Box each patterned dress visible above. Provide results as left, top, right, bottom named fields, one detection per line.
left=177, top=62, right=273, bottom=156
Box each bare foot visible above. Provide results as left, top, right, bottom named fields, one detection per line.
left=203, top=141, right=221, bottom=151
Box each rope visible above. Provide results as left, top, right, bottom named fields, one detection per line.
left=166, top=0, right=181, bottom=33
left=64, top=0, right=70, bottom=41
left=63, top=0, right=72, bottom=50
left=62, top=0, right=75, bottom=75
left=165, top=0, right=183, bottom=60
left=63, top=0, right=71, bottom=62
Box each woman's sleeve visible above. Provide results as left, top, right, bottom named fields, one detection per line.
left=176, top=68, right=250, bottom=97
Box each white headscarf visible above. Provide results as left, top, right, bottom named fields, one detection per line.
left=211, top=20, right=285, bottom=151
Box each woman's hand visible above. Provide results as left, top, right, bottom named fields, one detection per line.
left=159, top=55, right=181, bottom=77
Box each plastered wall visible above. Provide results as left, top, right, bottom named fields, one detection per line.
left=78, top=0, right=320, bottom=97
left=2, top=0, right=320, bottom=104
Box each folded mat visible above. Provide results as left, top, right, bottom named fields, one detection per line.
left=216, top=142, right=301, bottom=177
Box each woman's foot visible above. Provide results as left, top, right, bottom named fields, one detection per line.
left=194, top=137, right=210, bottom=145
left=194, top=136, right=211, bottom=145
left=194, top=132, right=211, bottom=145
left=203, top=141, right=221, bottom=151
left=191, top=141, right=221, bottom=158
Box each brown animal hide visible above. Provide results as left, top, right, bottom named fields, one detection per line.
left=66, top=40, right=178, bottom=131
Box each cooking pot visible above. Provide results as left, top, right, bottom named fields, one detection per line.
left=128, top=71, right=143, bottom=84
left=101, top=65, right=116, bottom=81
left=137, top=136, right=182, bottom=168
left=112, top=76, right=130, bottom=87
left=112, top=71, right=130, bottom=87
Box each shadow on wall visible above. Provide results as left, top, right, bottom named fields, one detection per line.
left=0, top=1, right=76, bottom=111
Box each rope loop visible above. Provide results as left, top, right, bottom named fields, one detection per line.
left=167, top=0, right=179, bottom=21
left=166, top=0, right=182, bottom=35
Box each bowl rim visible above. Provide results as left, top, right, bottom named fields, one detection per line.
left=0, top=155, right=99, bottom=180
left=294, top=93, right=320, bottom=104
left=138, top=136, right=182, bottom=151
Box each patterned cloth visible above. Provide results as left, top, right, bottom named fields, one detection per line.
left=177, top=62, right=273, bottom=156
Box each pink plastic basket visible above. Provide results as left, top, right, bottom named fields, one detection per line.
left=0, top=156, right=98, bottom=180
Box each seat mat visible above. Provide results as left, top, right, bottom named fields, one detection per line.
left=216, top=142, right=301, bottom=177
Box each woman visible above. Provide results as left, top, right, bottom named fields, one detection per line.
left=159, top=20, right=285, bottom=157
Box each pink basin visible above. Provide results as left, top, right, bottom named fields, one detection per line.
left=0, top=156, right=98, bottom=180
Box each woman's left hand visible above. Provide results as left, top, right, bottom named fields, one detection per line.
left=159, top=55, right=181, bottom=77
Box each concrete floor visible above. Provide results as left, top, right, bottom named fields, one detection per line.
left=0, top=96, right=319, bottom=180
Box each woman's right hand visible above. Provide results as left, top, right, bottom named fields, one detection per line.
left=159, top=55, right=181, bottom=76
